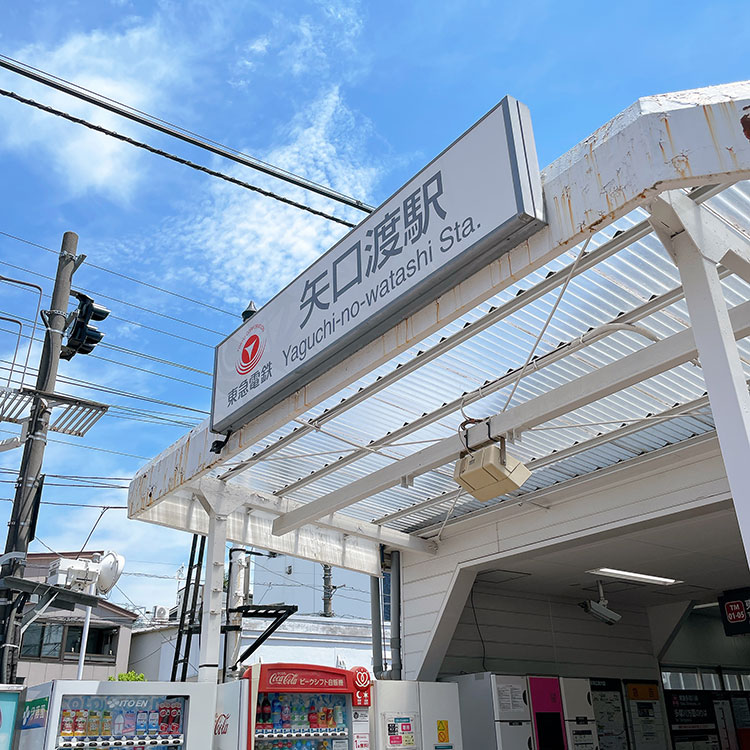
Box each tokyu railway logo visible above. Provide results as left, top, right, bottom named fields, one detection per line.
left=235, top=324, right=266, bottom=375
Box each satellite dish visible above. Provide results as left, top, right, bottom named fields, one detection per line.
left=96, top=551, right=125, bottom=595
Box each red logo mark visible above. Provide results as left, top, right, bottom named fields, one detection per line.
left=214, top=714, right=230, bottom=735
left=725, top=600, right=747, bottom=623
left=235, top=324, right=265, bottom=376
left=352, top=666, right=371, bottom=689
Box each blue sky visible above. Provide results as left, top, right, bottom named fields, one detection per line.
left=0, top=0, right=748, bottom=617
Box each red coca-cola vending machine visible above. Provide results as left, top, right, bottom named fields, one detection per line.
left=213, top=663, right=372, bottom=750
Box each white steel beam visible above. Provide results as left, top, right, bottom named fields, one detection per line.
left=272, top=298, right=750, bottom=536
left=129, top=82, right=750, bottom=520
left=374, top=392, right=716, bottom=527
left=655, top=189, right=750, bottom=283
left=196, top=477, right=437, bottom=554
left=651, top=200, right=750, bottom=564
left=275, top=271, right=715, bottom=498
left=219, top=221, right=651, bottom=483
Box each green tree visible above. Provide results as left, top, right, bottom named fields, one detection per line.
left=108, top=670, right=146, bottom=681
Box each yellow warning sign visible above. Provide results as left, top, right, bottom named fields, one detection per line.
left=437, top=720, right=450, bottom=743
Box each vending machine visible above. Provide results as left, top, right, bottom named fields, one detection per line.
left=560, top=679, right=599, bottom=750
left=16, top=680, right=216, bottom=750
left=449, top=672, right=532, bottom=749
left=219, top=663, right=372, bottom=750
left=370, top=679, right=463, bottom=750
left=528, top=676, right=567, bottom=750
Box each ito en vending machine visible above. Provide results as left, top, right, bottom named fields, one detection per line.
left=213, top=663, right=372, bottom=750
left=16, top=680, right=216, bottom=750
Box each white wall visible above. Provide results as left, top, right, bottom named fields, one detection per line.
left=440, top=584, right=659, bottom=680
left=399, top=435, right=730, bottom=680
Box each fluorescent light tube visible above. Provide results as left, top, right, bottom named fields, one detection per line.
left=587, top=567, right=682, bottom=586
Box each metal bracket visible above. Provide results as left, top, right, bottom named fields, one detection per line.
left=0, top=552, right=25, bottom=567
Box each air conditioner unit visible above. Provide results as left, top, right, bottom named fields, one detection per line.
left=454, top=443, right=531, bottom=501
left=153, top=605, right=170, bottom=621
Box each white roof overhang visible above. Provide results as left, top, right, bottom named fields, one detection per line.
left=128, top=81, right=750, bottom=574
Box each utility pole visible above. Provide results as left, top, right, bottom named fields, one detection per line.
left=0, top=231, right=79, bottom=683
left=322, top=564, right=334, bottom=617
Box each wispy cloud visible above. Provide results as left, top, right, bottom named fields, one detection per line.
left=163, top=86, right=380, bottom=308
left=0, top=18, right=187, bottom=202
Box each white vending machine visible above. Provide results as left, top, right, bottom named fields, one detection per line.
left=450, top=673, right=532, bottom=749
left=371, top=681, right=463, bottom=750
left=16, top=680, right=216, bottom=750
left=560, top=679, right=599, bottom=750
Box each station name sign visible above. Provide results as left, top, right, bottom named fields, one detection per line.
left=212, top=96, right=545, bottom=434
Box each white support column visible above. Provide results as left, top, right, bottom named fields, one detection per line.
left=656, top=214, right=750, bottom=562
left=198, top=507, right=227, bottom=683
left=193, top=489, right=244, bottom=683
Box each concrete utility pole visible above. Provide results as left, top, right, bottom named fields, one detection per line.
left=322, top=564, right=334, bottom=617
left=0, top=231, right=78, bottom=683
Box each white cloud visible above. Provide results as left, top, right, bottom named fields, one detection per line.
left=0, top=19, right=186, bottom=202
left=164, top=86, right=380, bottom=308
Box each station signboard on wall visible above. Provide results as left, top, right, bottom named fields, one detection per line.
left=212, top=96, right=545, bottom=434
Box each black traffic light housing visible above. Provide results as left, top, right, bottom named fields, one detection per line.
left=61, top=291, right=110, bottom=360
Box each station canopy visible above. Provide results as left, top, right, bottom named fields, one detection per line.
left=128, top=81, right=750, bottom=576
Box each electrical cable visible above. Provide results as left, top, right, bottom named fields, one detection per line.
left=0, top=427, right=148, bottom=459
left=0, top=497, right=127, bottom=509
left=470, top=587, right=488, bottom=672
left=0, top=229, right=236, bottom=317
left=0, top=359, right=209, bottom=414
left=0, top=316, right=213, bottom=387
left=0, top=257, right=224, bottom=337
left=0, top=256, right=219, bottom=348
left=0, top=303, right=214, bottom=375
left=75, top=508, right=109, bottom=558
left=501, top=236, right=592, bottom=412
left=0, top=54, right=373, bottom=214
left=0, top=88, right=357, bottom=229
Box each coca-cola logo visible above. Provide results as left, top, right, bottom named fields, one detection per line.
left=269, top=672, right=300, bottom=686
left=214, top=713, right=230, bottom=735
left=352, top=667, right=371, bottom=689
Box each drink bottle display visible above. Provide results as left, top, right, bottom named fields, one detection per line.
left=58, top=696, right=186, bottom=741
left=281, top=695, right=291, bottom=730
left=253, top=690, right=350, bottom=742
left=272, top=695, right=282, bottom=729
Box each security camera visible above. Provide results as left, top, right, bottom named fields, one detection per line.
left=579, top=580, right=621, bottom=625
left=579, top=598, right=622, bottom=625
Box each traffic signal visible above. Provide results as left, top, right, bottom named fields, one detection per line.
left=61, top=291, right=110, bottom=360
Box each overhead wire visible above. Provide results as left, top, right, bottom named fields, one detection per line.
left=0, top=427, right=149, bottom=459
left=0, top=88, right=357, bottom=229
left=0, top=54, right=373, bottom=214
left=0, top=255, right=224, bottom=337
left=0, top=311, right=213, bottom=381
left=0, top=229, right=236, bottom=317
left=0, top=359, right=209, bottom=415
left=0, top=497, right=127, bottom=509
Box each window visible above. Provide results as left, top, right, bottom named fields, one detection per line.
left=661, top=669, right=700, bottom=689
left=21, top=623, right=63, bottom=659
left=20, top=623, right=43, bottom=658
left=21, top=622, right=117, bottom=663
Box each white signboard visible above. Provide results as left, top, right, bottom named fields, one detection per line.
left=212, top=96, right=545, bottom=433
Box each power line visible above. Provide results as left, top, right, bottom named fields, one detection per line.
left=0, top=311, right=213, bottom=380
left=0, top=229, right=236, bottom=317
left=0, top=87, right=358, bottom=229
left=0, top=497, right=127, bottom=509
left=0, top=54, right=373, bottom=214
left=0, top=427, right=149, bottom=459
left=0, top=256, right=224, bottom=337
left=0, top=358, right=209, bottom=415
